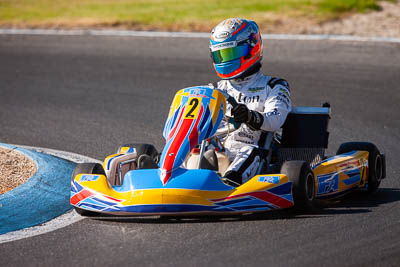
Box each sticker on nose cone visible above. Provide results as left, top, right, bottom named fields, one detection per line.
left=258, top=176, right=280, bottom=184
left=79, top=175, right=100, bottom=182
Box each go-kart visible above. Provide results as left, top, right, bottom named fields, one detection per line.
left=70, top=86, right=386, bottom=216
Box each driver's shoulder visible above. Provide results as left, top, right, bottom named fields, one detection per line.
left=265, top=75, right=290, bottom=90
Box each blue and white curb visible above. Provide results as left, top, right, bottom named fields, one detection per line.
left=0, top=144, right=100, bottom=243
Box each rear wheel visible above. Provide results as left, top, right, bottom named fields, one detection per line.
left=336, top=142, right=384, bottom=193
left=280, top=161, right=315, bottom=211
left=71, top=163, right=105, bottom=216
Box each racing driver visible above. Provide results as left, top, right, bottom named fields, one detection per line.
left=209, top=18, right=292, bottom=186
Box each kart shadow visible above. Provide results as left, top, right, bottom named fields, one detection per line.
left=91, top=210, right=297, bottom=224
left=91, top=188, right=400, bottom=224
left=290, top=188, right=400, bottom=218
left=313, top=188, right=400, bottom=215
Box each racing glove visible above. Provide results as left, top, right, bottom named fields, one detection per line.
left=231, top=104, right=264, bottom=131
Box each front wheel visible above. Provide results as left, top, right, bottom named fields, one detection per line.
left=336, top=142, right=385, bottom=193
left=280, top=161, right=315, bottom=211
left=71, top=163, right=105, bottom=216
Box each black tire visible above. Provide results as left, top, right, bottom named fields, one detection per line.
left=117, top=143, right=158, bottom=159
left=336, top=142, right=384, bottom=193
left=71, top=163, right=105, bottom=216
left=280, top=161, right=316, bottom=210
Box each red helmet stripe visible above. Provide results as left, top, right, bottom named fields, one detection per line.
left=231, top=22, right=246, bottom=37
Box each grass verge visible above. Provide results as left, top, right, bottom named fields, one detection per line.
left=0, top=0, right=396, bottom=31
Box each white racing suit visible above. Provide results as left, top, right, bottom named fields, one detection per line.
left=213, top=71, right=292, bottom=183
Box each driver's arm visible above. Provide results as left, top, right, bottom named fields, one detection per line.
left=231, top=78, right=291, bottom=132
left=260, top=78, right=292, bottom=132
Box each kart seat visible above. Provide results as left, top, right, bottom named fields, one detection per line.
left=279, top=106, right=330, bottom=166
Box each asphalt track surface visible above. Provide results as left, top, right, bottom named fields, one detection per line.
left=0, top=34, right=400, bottom=266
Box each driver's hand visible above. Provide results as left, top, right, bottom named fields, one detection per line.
left=231, top=104, right=250, bottom=123
left=231, top=104, right=264, bottom=131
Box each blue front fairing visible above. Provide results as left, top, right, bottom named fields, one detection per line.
left=114, top=168, right=234, bottom=192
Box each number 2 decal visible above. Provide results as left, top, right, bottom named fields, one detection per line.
left=185, top=98, right=200, bottom=119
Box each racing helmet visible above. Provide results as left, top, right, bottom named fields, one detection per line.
left=210, top=18, right=263, bottom=80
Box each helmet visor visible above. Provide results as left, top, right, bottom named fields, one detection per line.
left=211, top=44, right=249, bottom=64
